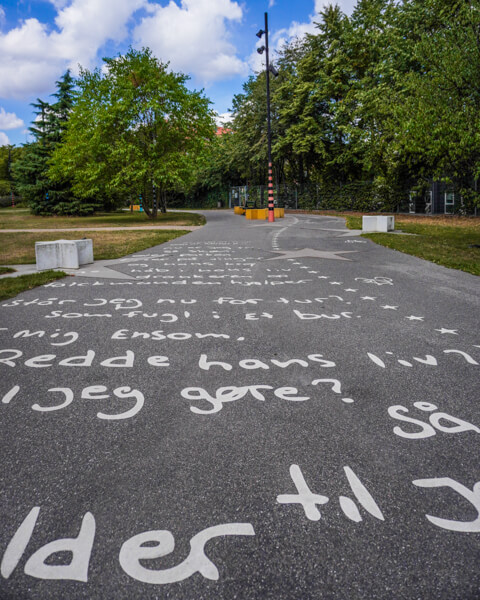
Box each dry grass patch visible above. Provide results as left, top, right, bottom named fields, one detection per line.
left=395, top=215, right=480, bottom=229
left=0, top=208, right=205, bottom=229
left=0, top=230, right=188, bottom=264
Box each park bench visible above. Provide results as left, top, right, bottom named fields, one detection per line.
left=35, top=239, right=94, bottom=271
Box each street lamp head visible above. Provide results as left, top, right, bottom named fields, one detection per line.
left=257, top=46, right=266, bottom=55
left=256, top=29, right=265, bottom=38
left=269, top=64, right=279, bottom=77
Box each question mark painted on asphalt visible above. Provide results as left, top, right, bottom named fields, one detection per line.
left=311, top=379, right=354, bottom=404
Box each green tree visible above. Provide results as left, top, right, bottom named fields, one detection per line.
left=392, top=0, right=480, bottom=208
left=275, top=6, right=355, bottom=186
left=13, top=71, right=78, bottom=214
left=0, top=145, right=23, bottom=198
left=50, top=48, right=215, bottom=217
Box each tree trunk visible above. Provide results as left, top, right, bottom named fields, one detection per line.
left=143, top=203, right=152, bottom=218
left=159, top=189, right=167, bottom=213
left=141, top=179, right=159, bottom=219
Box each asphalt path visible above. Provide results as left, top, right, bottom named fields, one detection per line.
left=0, top=210, right=479, bottom=599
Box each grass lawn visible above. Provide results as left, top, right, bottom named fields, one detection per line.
left=0, top=271, right=67, bottom=301
left=0, top=266, right=15, bottom=275
left=0, top=227, right=193, bottom=300
left=0, top=230, right=188, bottom=264
left=0, top=208, right=205, bottom=229
left=0, top=208, right=203, bottom=300
left=338, top=213, right=479, bottom=276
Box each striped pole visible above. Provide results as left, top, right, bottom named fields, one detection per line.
left=265, top=13, right=274, bottom=222
left=268, top=162, right=275, bottom=222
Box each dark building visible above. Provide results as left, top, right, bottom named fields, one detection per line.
left=409, top=181, right=470, bottom=215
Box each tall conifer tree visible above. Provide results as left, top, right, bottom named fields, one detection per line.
left=13, top=71, right=85, bottom=215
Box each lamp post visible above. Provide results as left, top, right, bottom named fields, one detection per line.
left=257, top=12, right=278, bottom=223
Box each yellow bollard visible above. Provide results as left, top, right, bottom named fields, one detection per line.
left=257, top=208, right=268, bottom=219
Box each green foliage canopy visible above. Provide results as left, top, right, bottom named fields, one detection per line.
left=195, top=0, right=480, bottom=212
left=50, top=47, right=215, bottom=217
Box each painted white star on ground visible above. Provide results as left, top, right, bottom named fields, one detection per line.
left=361, top=296, right=377, bottom=300
left=435, top=328, right=458, bottom=335
left=344, top=288, right=358, bottom=292
left=266, top=249, right=358, bottom=261
left=381, top=305, right=398, bottom=310
left=406, top=315, right=424, bottom=321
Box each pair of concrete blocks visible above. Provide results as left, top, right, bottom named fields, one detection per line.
left=35, top=239, right=94, bottom=271
left=362, top=216, right=395, bottom=232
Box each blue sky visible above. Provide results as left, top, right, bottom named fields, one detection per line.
left=0, top=0, right=356, bottom=146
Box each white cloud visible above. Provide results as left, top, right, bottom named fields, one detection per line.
left=134, top=0, right=248, bottom=83
left=0, top=6, right=5, bottom=28
left=48, top=0, right=72, bottom=9
left=215, top=111, right=233, bottom=126
left=315, top=0, right=357, bottom=17
left=0, top=131, right=10, bottom=146
left=0, top=107, right=24, bottom=130
left=270, top=19, right=317, bottom=52
left=53, top=0, right=146, bottom=70
left=0, top=0, right=146, bottom=99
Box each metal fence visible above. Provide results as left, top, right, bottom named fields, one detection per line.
left=229, top=183, right=479, bottom=215
left=229, top=183, right=407, bottom=212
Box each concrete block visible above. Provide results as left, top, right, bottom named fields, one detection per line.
left=362, top=215, right=394, bottom=232
left=75, top=239, right=94, bottom=265
left=35, top=239, right=94, bottom=271
left=36, top=241, right=79, bottom=270
left=245, top=208, right=270, bottom=220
